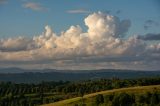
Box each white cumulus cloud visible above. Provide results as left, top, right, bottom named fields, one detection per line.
left=0, top=12, right=160, bottom=70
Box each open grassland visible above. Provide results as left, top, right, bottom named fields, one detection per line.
left=42, top=85, right=160, bottom=106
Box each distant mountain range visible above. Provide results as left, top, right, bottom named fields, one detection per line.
left=0, top=68, right=160, bottom=83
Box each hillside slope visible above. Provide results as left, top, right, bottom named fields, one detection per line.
left=41, top=85, right=160, bottom=106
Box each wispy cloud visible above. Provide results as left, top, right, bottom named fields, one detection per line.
left=67, top=9, right=90, bottom=14
left=23, top=2, right=47, bottom=11
left=144, top=19, right=159, bottom=30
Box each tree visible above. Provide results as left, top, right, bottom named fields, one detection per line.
left=78, top=87, right=85, bottom=105
left=95, top=94, right=104, bottom=106
left=150, top=92, right=159, bottom=105
left=78, top=87, right=85, bottom=97
left=118, top=93, right=133, bottom=106
left=112, top=92, right=134, bottom=106
left=137, top=95, right=146, bottom=104
left=112, top=94, right=120, bottom=106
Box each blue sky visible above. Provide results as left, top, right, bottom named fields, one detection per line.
left=0, top=0, right=160, bottom=70
left=0, top=0, right=160, bottom=38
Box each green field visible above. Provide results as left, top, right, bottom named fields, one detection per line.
left=41, top=85, right=160, bottom=106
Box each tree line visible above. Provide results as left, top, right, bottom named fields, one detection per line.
left=0, top=77, right=160, bottom=106
left=87, top=90, right=160, bottom=106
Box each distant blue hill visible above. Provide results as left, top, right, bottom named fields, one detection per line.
left=0, top=68, right=159, bottom=83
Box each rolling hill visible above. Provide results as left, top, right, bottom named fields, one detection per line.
left=41, top=85, right=160, bottom=106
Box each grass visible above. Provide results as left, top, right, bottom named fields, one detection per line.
left=41, top=85, right=160, bottom=106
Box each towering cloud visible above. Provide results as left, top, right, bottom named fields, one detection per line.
left=84, top=12, right=131, bottom=39
left=0, top=12, right=160, bottom=70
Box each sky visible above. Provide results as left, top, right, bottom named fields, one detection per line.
left=0, top=0, right=160, bottom=70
